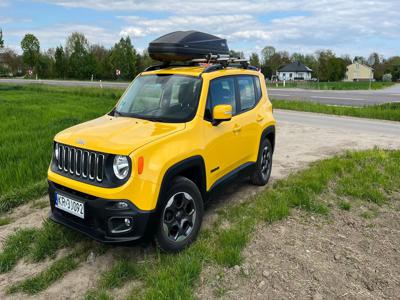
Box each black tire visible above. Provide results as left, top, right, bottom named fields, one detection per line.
left=250, top=138, right=273, bottom=186
left=155, top=176, right=204, bottom=252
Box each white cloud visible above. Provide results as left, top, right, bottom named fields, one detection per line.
left=0, top=16, right=12, bottom=24
left=12, top=0, right=400, bottom=57
left=114, top=0, right=400, bottom=55
left=39, top=0, right=297, bottom=14
left=8, top=24, right=118, bottom=52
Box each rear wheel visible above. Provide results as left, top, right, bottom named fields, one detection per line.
left=155, top=176, right=203, bottom=252
left=250, top=138, right=273, bottom=186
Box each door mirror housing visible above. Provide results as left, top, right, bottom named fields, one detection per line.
left=212, top=104, right=233, bottom=126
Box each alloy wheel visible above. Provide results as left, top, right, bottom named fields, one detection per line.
left=260, top=145, right=272, bottom=180
left=162, top=192, right=197, bottom=242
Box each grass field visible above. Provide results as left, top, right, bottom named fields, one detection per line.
left=0, top=84, right=122, bottom=212
left=1, top=83, right=400, bottom=298
left=1, top=148, right=398, bottom=299
left=265, top=81, right=394, bottom=90
left=272, top=100, right=400, bottom=122
left=1, top=83, right=399, bottom=214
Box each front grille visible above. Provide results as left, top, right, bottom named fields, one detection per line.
left=56, top=144, right=105, bottom=182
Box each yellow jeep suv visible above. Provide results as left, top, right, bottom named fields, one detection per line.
left=48, top=60, right=276, bottom=252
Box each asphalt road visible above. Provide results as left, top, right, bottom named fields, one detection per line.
left=1, top=78, right=400, bottom=106
left=274, top=109, right=400, bottom=136
left=268, top=86, right=400, bottom=106
left=0, top=78, right=130, bottom=89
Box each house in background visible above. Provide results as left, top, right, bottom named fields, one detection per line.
left=345, top=62, right=373, bottom=81
left=276, top=61, right=312, bottom=81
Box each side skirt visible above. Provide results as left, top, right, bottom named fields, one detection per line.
left=205, top=162, right=255, bottom=202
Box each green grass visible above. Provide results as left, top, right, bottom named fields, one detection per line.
left=0, top=219, right=86, bottom=274
left=122, top=149, right=400, bottom=299
left=0, top=84, right=121, bottom=212
left=84, top=258, right=139, bottom=299
left=6, top=240, right=106, bottom=295
left=266, top=81, right=394, bottom=90
left=0, top=216, right=11, bottom=226
left=339, top=201, right=351, bottom=211
left=7, top=250, right=82, bottom=295
left=99, top=259, right=139, bottom=289
left=30, top=219, right=84, bottom=262
left=272, top=100, right=400, bottom=122
left=0, top=228, right=37, bottom=273
left=2, top=149, right=399, bottom=298
left=1, top=84, right=399, bottom=297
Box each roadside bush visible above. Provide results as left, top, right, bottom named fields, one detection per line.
left=382, top=73, right=392, bottom=82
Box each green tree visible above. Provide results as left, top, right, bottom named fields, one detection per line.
left=54, top=46, right=67, bottom=78
left=37, top=50, right=55, bottom=78
left=20, top=33, right=40, bottom=72
left=0, top=28, right=4, bottom=48
left=368, top=52, right=385, bottom=80
left=249, top=53, right=261, bottom=68
left=137, top=50, right=155, bottom=73
left=66, top=32, right=89, bottom=55
left=66, top=32, right=94, bottom=79
left=90, top=44, right=112, bottom=79
left=229, top=50, right=244, bottom=58
left=290, top=52, right=305, bottom=63
left=0, top=49, right=23, bottom=75
left=261, top=46, right=275, bottom=65
left=265, top=51, right=290, bottom=79
left=109, top=36, right=137, bottom=80
left=385, top=56, right=400, bottom=81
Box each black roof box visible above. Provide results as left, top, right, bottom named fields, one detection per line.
left=148, top=30, right=229, bottom=62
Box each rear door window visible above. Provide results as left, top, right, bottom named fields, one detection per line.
left=237, top=76, right=256, bottom=111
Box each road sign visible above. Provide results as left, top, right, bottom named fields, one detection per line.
left=116, top=69, right=121, bottom=76
left=28, top=69, right=33, bottom=76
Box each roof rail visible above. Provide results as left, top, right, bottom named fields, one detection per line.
left=144, top=54, right=259, bottom=74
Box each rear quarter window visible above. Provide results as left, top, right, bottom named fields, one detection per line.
left=254, top=76, right=262, bottom=100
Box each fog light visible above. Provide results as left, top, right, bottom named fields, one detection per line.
left=114, top=201, right=129, bottom=209
left=109, top=217, right=133, bottom=234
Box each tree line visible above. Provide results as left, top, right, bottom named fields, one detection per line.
left=249, top=46, right=400, bottom=82
left=0, top=31, right=154, bottom=81
left=0, top=29, right=399, bottom=82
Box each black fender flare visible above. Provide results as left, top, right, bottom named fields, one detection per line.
left=261, top=125, right=276, bottom=153
left=156, top=155, right=206, bottom=213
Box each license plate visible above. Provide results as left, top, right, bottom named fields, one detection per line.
left=55, top=193, right=85, bottom=219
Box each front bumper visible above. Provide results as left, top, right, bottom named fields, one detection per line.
left=48, top=180, right=157, bottom=243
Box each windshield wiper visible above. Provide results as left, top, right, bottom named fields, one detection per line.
left=113, top=110, right=125, bottom=117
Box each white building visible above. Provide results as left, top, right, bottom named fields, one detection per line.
left=276, top=61, right=312, bottom=81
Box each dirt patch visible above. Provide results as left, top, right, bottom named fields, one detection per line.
left=197, top=199, right=400, bottom=300
left=0, top=196, right=49, bottom=250
left=1, top=118, right=400, bottom=299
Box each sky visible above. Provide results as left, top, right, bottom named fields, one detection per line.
left=0, top=0, right=399, bottom=59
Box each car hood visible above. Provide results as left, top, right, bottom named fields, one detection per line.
left=55, top=115, right=185, bottom=155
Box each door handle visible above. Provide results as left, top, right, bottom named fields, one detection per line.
left=233, top=124, right=242, bottom=133
left=256, top=114, right=264, bottom=122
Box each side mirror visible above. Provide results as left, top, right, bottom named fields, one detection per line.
left=212, top=104, right=232, bottom=126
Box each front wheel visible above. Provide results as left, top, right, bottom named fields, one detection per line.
left=155, top=176, right=203, bottom=252
left=250, top=138, right=273, bottom=186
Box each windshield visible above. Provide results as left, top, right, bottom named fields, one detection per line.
left=115, top=74, right=202, bottom=123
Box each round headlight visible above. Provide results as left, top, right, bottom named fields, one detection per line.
left=113, top=155, right=130, bottom=180
left=54, top=143, right=59, bottom=160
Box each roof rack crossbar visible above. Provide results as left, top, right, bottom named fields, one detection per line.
left=144, top=54, right=259, bottom=75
